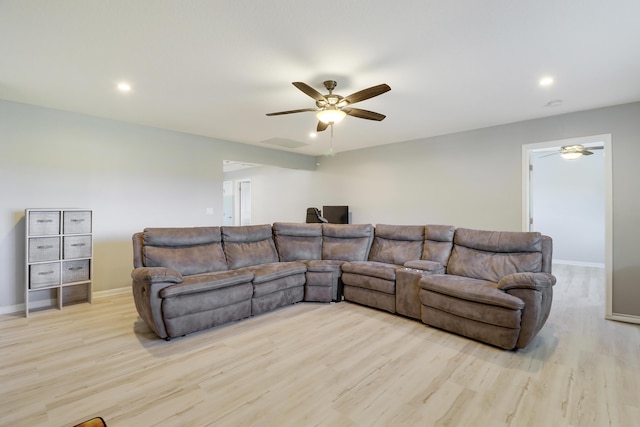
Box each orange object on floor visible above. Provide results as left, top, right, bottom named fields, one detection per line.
left=74, top=417, right=106, bottom=427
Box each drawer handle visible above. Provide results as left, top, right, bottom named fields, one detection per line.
left=70, top=219, right=85, bottom=223
left=67, top=267, right=84, bottom=271
left=36, top=245, right=54, bottom=249
left=70, top=243, right=86, bottom=247
left=36, top=219, right=54, bottom=223
left=37, top=271, right=55, bottom=276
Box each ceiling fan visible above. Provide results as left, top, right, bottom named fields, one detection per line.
left=266, top=80, right=391, bottom=132
left=545, top=144, right=604, bottom=160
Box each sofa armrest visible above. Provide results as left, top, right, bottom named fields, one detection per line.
left=131, top=267, right=183, bottom=339
left=497, top=272, right=556, bottom=291
left=497, top=272, right=556, bottom=349
left=403, top=260, right=444, bottom=273
left=131, top=267, right=183, bottom=285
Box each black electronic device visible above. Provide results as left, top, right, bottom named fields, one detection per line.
left=322, top=205, right=349, bottom=224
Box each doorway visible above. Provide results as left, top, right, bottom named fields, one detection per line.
left=522, top=134, right=613, bottom=318
left=222, top=179, right=252, bottom=226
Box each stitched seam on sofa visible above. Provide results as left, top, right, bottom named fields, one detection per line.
left=424, top=305, right=521, bottom=332
left=160, top=272, right=254, bottom=297
left=421, top=279, right=525, bottom=310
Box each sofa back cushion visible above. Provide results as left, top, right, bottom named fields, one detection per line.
left=368, top=224, right=423, bottom=265
left=273, top=222, right=323, bottom=261
left=447, top=228, right=543, bottom=283
left=322, top=224, right=374, bottom=261
left=222, top=224, right=279, bottom=269
left=142, top=227, right=228, bottom=275
left=423, top=225, right=456, bottom=267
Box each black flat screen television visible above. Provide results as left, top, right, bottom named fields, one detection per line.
left=322, top=205, right=349, bottom=224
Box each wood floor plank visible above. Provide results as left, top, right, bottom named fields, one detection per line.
left=0, top=264, right=638, bottom=426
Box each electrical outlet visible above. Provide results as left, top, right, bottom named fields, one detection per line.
left=206, top=208, right=214, bottom=215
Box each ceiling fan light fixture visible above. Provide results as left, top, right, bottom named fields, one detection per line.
left=316, top=108, right=346, bottom=124
left=560, top=144, right=584, bottom=160
left=560, top=151, right=583, bottom=160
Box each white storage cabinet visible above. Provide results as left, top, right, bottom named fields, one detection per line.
left=25, top=209, right=93, bottom=316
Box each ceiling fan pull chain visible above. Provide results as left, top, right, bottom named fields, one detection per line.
left=329, top=124, right=335, bottom=155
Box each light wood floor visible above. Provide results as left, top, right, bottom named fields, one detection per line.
left=1, top=265, right=638, bottom=427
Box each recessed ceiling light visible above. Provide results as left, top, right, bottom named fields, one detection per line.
left=309, top=132, right=317, bottom=138
left=539, top=77, right=554, bottom=87
left=117, top=82, right=131, bottom=92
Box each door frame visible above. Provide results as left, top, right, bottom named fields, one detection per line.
left=521, top=134, right=613, bottom=319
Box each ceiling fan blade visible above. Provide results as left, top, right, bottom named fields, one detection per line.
left=583, top=150, right=594, bottom=155
left=344, top=108, right=386, bottom=121
left=292, top=82, right=327, bottom=102
left=589, top=146, right=604, bottom=150
left=343, top=84, right=391, bottom=105
left=266, top=108, right=317, bottom=116
left=317, top=121, right=329, bottom=132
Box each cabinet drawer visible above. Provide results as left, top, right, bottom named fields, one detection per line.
left=63, top=211, right=92, bottom=234
left=62, top=259, right=90, bottom=283
left=30, top=262, right=60, bottom=289
left=28, top=237, right=60, bottom=262
left=28, top=211, right=60, bottom=235
left=63, top=235, right=92, bottom=259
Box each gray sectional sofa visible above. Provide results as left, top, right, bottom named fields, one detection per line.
left=131, top=223, right=556, bottom=350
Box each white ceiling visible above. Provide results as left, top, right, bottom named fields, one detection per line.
left=1, top=1, right=639, bottom=156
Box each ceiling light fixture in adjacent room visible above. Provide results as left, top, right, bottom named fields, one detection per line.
left=560, top=151, right=582, bottom=160
left=560, top=144, right=585, bottom=160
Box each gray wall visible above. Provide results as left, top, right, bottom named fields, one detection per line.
left=2, top=99, right=639, bottom=318
left=0, top=100, right=315, bottom=311
left=306, top=102, right=639, bottom=317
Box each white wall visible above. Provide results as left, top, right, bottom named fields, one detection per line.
left=0, top=100, right=315, bottom=312
left=531, top=149, right=605, bottom=265
left=223, top=165, right=317, bottom=225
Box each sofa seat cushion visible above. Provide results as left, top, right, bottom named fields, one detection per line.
left=341, top=261, right=399, bottom=281
left=160, top=270, right=254, bottom=298
left=304, top=259, right=344, bottom=272
left=246, top=261, right=307, bottom=284
left=403, top=260, right=444, bottom=273
left=420, top=274, right=525, bottom=310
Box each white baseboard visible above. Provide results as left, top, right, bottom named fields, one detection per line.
left=93, top=286, right=131, bottom=299
left=606, top=313, right=640, bottom=325
left=0, top=299, right=58, bottom=316
left=553, top=259, right=605, bottom=268
left=0, top=286, right=131, bottom=316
